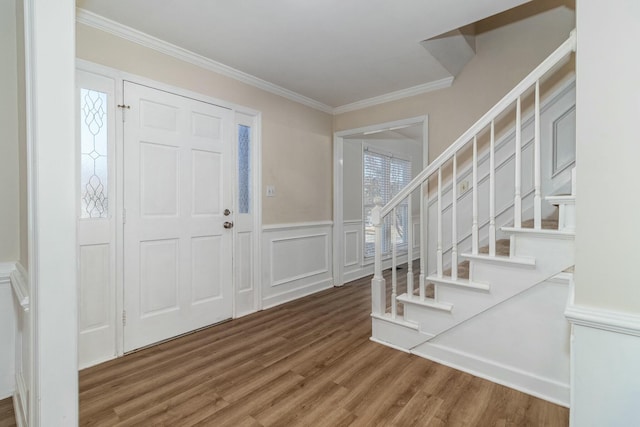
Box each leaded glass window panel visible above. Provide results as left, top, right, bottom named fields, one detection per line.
left=238, top=124, right=251, bottom=214
left=80, top=88, right=109, bottom=219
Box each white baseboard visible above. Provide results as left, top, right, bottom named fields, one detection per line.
left=412, top=342, right=569, bottom=407
left=262, top=278, right=333, bottom=309
left=409, top=279, right=571, bottom=406
left=0, top=264, right=15, bottom=400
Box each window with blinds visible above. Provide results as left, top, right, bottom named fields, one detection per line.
left=363, top=149, right=411, bottom=259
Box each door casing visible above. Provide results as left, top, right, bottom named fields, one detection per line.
left=332, top=116, right=429, bottom=287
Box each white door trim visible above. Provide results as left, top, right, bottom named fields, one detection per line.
left=332, top=116, right=429, bottom=287
left=24, top=0, right=78, bottom=423
left=75, top=58, right=263, bottom=358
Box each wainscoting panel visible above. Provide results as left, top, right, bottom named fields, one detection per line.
left=0, top=264, right=14, bottom=400
left=343, top=220, right=365, bottom=283
left=342, top=218, right=419, bottom=283
left=262, top=222, right=333, bottom=308
left=0, top=262, right=30, bottom=425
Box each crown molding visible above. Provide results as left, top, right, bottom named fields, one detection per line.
left=333, top=76, right=454, bottom=115
left=75, top=8, right=334, bottom=114
left=76, top=8, right=457, bottom=116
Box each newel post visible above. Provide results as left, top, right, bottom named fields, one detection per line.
left=371, top=197, right=386, bottom=316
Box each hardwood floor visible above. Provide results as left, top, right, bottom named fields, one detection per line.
left=0, top=397, right=16, bottom=427
left=0, top=268, right=568, bottom=426
left=78, top=268, right=568, bottom=426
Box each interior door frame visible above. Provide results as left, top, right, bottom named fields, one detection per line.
left=332, top=116, right=429, bottom=287
left=76, top=59, right=263, bottom=359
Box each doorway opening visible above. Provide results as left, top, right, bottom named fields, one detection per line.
left=333, top=116, right=428, bottom=286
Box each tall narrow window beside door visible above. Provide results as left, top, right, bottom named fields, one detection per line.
left=238, top=124, right=251, bottom=214
left=80, top=88, right=109, bottom=218
left=363, top=149, right=411, bottom=258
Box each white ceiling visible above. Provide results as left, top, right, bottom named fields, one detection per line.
left=76, top=0, right=530, bottom=110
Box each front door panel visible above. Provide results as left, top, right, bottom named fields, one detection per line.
left=123, top=82, right=233, bottom=352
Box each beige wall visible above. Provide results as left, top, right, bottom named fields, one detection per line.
left=333, top=7, right=576, bottom=166
left=574, top=1, right=640, bottom=314
left=0, top=0, right=21, bottom=263
left=76, top=24, right=333, bottom=225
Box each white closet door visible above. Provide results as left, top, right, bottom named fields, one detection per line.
left=77, top=71, right=117, bottom=368
left=123, top=82, right=233, bottom=352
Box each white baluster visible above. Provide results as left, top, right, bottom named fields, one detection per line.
left=370, top=197, right=386, bottom=315
left=514, top=96, right=522, bottom=228
left=407, top=196, right=414, bottom=298
left=437, top=167, right=443, bottom=277
left=472, top=136, right=479, bottom=255
left=534, top=80, right=542, bottom=230
left=391, top=207, right=398, bottom=318
left=419, top=183, right=426, bottom=301
left=489, top=121, right=496, bottom=257
left=451, top=154, right=458, bottom=280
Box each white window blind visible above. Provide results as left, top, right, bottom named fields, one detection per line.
left=363, top=149, right=411, bottom=259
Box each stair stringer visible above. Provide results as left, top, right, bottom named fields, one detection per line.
left=410, top=273, right=572, bottom=406
left=402, top=231, right=574, bottom=338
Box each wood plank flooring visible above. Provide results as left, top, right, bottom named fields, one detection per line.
left=1, top=267, right=569, bottom=426
left=0, top=397, right=16, bottom=427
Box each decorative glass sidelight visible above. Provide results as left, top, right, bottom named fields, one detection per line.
left=238, top=124, right=251, bottom=214
left=80, top=88, right=109, bottom=218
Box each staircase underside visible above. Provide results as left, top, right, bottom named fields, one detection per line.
left=373, top=209, right=574, bottom=406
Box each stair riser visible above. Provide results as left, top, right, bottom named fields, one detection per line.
left=408, top=237, right=574, bottom=337
left=371, top=317, right=427, bottom=349
left=508, top=234, right=575, bottom=265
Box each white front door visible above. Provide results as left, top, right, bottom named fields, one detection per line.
left=123, top=82, right=234, bottom=352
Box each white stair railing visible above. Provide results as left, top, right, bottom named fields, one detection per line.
left=370, top=30, right=576, bottom=319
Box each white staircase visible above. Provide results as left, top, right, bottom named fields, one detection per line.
left=369, top=31, right=577, bottom=406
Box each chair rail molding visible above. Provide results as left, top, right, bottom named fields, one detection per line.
left=10, top=264, right=29, bottom=312
left=565, top=303, right=640, bottom=337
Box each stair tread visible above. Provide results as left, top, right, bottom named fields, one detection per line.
left=441, top=214, right=558, bottom=280
left=546, top=194, right=575, bottom=204
left=461, top=252, right=536, bottom=267
left=397, top=293, right=453, bottom=312
left=425, top=275, right=490, bottom=291
left=371, top=312, right=419, bottom=329
left=502, top=226, right=575, bottom=238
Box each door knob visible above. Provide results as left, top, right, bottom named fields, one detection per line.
left=224, top=209, right=231, bottom=216
left=223, top=221, right=234, bottom=229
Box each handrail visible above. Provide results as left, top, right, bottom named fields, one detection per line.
left=379, top=30, right=576, bottom=219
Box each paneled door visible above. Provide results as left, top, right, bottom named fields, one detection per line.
left=123, top=82, right=234, bottom=352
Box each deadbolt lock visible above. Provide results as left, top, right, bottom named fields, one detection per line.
left=224, top=209, right=231, bottom=216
